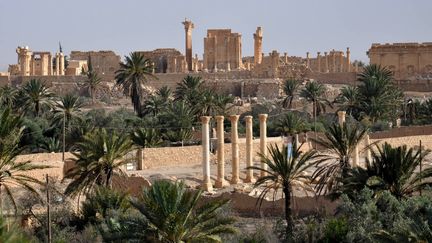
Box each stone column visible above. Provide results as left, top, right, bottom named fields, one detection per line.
left=244, top=116, right=255, bottom=183
left=59, top=53, right=65, bottom=75
left=201, top=116, right=213, bottom=191
left=55, top=53, right=60, bottom=76
left=182, top=19, right=194, bottom=72
left=324, top=52, right=329, bottom=73
left=259, top=114, right=268, bottom=177
left=48, top=54, right=53, bottom=75
left=306, top=52, right=310, bottom=68
left=254, top=27, right=263, bottom=65
left=215, top=116, right=229, bottom=188
left=317, top=52, right=321, bottom=72
left=339, top=53, right=343, bottom=73
left=295, top=134, right=300, bottom=149
left=346, top=47, right=351, bottom=72
left=337, top=111, right=346, bottom=126
left=332, top=51, right=336, bottom=73
left=230, top=115, right=240, bottom=184
left=136, top=148, right=144, bottom=170
left=284, top=52, right=288, bottom=63
left=365, top=134, right=372, bottom=162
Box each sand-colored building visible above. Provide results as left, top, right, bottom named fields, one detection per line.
left=203, top=29, right=243, bottom=72
left=9, top=46, right=65, bottom=76
left=368, top=42, right=432, bottom=79
left=69, top=50, right=120, bottom=80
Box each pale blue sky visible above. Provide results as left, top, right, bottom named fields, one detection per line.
left=1, top=0, right=431, bottom=71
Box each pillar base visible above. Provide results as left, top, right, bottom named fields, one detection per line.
left=230, top=177, right=240, bottom=185
left=201, top=181, right=213, bottom=192
left=215, top=179, right=230, bottom=188
left=244, top=177, right=256, bottom=183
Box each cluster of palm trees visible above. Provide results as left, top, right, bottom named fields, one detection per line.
left=253, top=120, right=432, bottom=241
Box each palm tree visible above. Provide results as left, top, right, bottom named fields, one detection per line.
left=0, top=109, right=50, bottom=212
left=282, top=79, right=300, bottom=109
left=174, top=75, right=204, bottom=103
left=357, top=64, right=403, bottom=122
left=156, top=86, right=173, bottom=103
left=334, top=85, right=361, bottom=118
left=312, top=122, right=369, bottom=196
left=142, top=95, right=166, bottom=117
left=248, top=141, right=324, bottom=241
left=19, top=79, right=54, bottom=117
left=115, top=52, right=154, bottom=116
left=127, top=180, right=237, bottom=242
left=131, top=128, right=163, bottom=148
left=81, top=186, right=130, bottom=225
left=83, top=71, right=102, bottom=104
left=300, top=81, right=331, bottom=117
left=0, top=85, right=18, bottom=109
left=64, top=128, right=134, bottom=197
left=52, top=94, right=84, bottom=129
left=213, top=94, right=234, bottom=116
left=160, top=101, right=195, bottom=143
left=275, top=113, right=307, bottom=137
left=342, top=143, right=432, bottom=200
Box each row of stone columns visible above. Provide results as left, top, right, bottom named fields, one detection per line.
left=201, top=114, right=268, bottom=191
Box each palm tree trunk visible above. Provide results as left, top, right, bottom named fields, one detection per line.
left=106, top=169, right=113, bottom=189
left=283, top=185, right=293, bottom=241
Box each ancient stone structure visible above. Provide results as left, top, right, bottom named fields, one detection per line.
left=244, top=115, right=255, bottom=183
left=201, top=116, right=213, bottom=191
left=337, top=111, right=346, bottom=126
left=307, top=48, right=354, bottom=73
left=65, top=60, right=88, bottom=75
left=254, top=27, right=263, bottom=65
left=259, top=114, right=268, bottom=177
left=11, top=46, right=60, bottom=76
left=230, top=115, right=240, bottom=184
left=215, top=116, right=229, bottom=188
left=182, top=19, right=194, bottom=72
left=138, top=48, right=187, bottom=74
left=368, top=42, right=432, bottom=80
left=69, top=50, right=120, bottom=81
left=204, top=29, right=243, bottom=71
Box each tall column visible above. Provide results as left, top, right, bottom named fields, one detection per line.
left=55, top=53, right=60, bottom=76
left=254, top=27, right=263, bottom=65
left=230, top=115, right=240, bottom=184
left=339, top=53, right=343, bottom=73
left=215, top=116, right=229, bottom=188
left=201, top=116, right=213, bottom=191
left=317, top=52, right=321, bottom=72
left=182, top=19, right=194, bottom=72
left=346, top=47, right=351, bottom=72
left=259, top=114, right=268, bottom=177
left=324, top=52, right=329, bottom=73
left=365, top=134, right=372, bottom=162
left=337, top=111, right=346, bottom=126
left=48, top=54, right=53, bottom=75
left=284, top=52, right=288, bottom=63
left=59, top=53, right=65, bottom=75
left=306, top=52, right=310, bottom=68
left=332, top=51, right=336, bottom=73
left=244, top=116, right=255, bottom=183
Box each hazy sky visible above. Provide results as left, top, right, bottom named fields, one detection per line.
left=1, top=0, right=431, bottom=71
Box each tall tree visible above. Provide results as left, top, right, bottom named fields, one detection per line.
left=334, top=85, right=361, bottom=118
left=300, top=81, right=331, bottom=117
left=19, top=79, right=54, bottom=117
left=52, top=94, right=83, bottom=129
left=0, top=85, right=18, bottom=109
left=248, top=141, right=324, bottom=241
left=115, top=52, right=154, bottom=116
left=312, top=122, right=369, bottom=197
left=0, top=109, right=50, bottom=212
left=64, top=128, right=134, bottom=197
left=282, top=79, right=300, bottom=109
left=174, top=75, right=204, bottom=104
left=357, top=64, right=403, bottom=122
left=275, top=112, right=307, bottom=136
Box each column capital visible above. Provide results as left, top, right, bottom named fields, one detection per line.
left=317, top=52, right=321, bottom=56
left=200, top=116, right=212, bottom=123
left=258, top=114, right=268, bottom=122
left=337, top=111, right=346, bottom=116
left=215, top=115, right=224, bottom=122
left=244, top=115, right=253, bottom=123
left=229, top=115, right=240, bottom=122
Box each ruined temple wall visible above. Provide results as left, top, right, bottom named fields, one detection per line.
left=306, top=72, right=358, bottom=84
left=9, top=75, right=86, bottom=95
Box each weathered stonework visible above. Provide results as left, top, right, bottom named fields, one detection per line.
left=204, top=29, right=243, bottom=71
